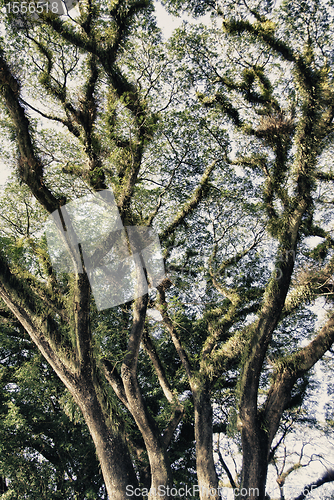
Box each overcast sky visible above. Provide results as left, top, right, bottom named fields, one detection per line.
left=0, top=165, right=11, bottom=186
left=0, top=2, right=211, bottom=187
left=0, top=4, right=171, bottom=186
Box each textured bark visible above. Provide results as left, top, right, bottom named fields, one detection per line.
left=120, top=292, right=173, bottom=500
left=0, top=254, right=140, bottom=499
left=231, top=20, right=328, bottom=491
left=237, top=422, right=268, bottom=500
left=193, top=383, right=220, bottom=500
left=142, top=328, right=184, bottom=448
left=0, top=476, right=8, bottom=494
left=158, top=287, right=224, bottom=500
left=0, top=51, right=62, bottom=213
left=235, top=216, right=310, bottom=498
left=74, top=383, right=140, bottom=500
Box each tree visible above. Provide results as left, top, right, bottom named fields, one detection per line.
left=161, top=0, right=334, bottom=497
left=0, top=308, right=105, bottom=499
left=0, top=0, right=334, bottom=499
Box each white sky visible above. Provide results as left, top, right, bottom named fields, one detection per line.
left=0, top=2, right=206, bottom=187
left=154, top=1, right=185, bottom=38
left=154, top=1, right=211, bottom=38
left=0, top=164, right=11, bottom=186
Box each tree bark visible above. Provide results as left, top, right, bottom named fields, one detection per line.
left=237, top=420, right=269, bottom=500
left=74, top=382, right=141, bottom=500
left=0, top=262, right=141, bottom=500
left=104, top=288, right=173, bottom=500
left=0, top=476, right=8, bottom=494
left=158, top=287, right=221, bottom=500
left=193, top=382, right=221, bottom=500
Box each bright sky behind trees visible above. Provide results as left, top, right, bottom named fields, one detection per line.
left=0, top=0, right=208, bottom=187
left=1, top=0, right=334, bottom=498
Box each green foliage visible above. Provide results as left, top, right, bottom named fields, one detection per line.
left=0, top=316, right=104, bottom=499
left=0, top=0, right=334, bottom=498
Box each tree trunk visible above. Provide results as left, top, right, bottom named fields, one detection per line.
left=0, top=476, right=8, bottom=494
left=74, top=382, right=141, bottom=500
left=193, top=382, right=221, bottom=500
left=237, top=422, right=269, bottom=500
left=120, top=291, right=173, bottom=500
left=105, top=359, right=173, bottom=500
left=122, top=367, right=172, bottom=500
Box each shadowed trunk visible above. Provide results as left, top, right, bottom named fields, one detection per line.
left=237, top=421, right=269, bottom=500
left=104, top=289, right=173, bottom=500
left=74, top=382, right=141, bottom=500
left=193, top=382, right=220, bottom=500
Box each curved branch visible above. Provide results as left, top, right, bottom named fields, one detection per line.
left=0, top=51, right=62, bottom=213
left=264, top=312, right=334, bottom=447
left=293, top=469, right=334, bottom=500
left=159, top=160, right=217, bottom=242
left=156, top=287, right=193, bottom=380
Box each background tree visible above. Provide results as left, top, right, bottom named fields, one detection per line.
left=162, top=0, right=334, bottom=497
left=0, top=308, right=105, bottom=499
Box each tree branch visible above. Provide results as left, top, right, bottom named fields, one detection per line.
left=159, top=160, right=217, bottom=242
left=0, top=51, right=62, bottom=213
left=156, top=287, right=193, bottom=380
left=102, top=359, right=129, bottom=409
left=293, top=469, right=334, bottom=500
left=0, top=254, right=76, bottom=385
left=142, top=328, right=184, bottom=448
left=264, top=312, right=334, bottom=446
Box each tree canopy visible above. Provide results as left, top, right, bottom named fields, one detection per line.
left=0, top=0, right=334, bottom=499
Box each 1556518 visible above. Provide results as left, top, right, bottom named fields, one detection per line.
left=4, top=2, right=60, bottom=14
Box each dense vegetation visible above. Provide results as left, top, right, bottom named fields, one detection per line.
left=0, top=0, right=334, bottom=498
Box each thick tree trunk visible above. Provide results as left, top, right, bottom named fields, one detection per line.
left=74, top=382, right=141, bottom=500
left=0, top=280, right=141, bottom=500
left=105, top=359, right=173, bottom=500
left=193, top=383, right=221, bottom=500
left=0, top=476, right=8, bottom=494
left=122, top=370, right=172, bottom=500
left=237, top=423, right=269, bottom=500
